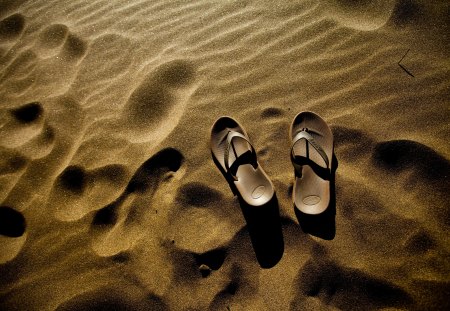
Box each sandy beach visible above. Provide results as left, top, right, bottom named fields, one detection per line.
left=0, top=0, right=449, bottom=310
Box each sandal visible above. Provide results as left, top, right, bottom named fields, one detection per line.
left=290, top=111, right=334, bottom=214
left=211, top=116, right=275, bottom=206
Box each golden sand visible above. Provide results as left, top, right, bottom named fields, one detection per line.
left=0, top=0, right=449, bottom=310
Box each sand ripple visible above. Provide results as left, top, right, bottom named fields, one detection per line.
left=0, top=0, right=449, bottom=310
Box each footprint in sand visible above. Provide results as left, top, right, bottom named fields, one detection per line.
left=291, top=254, right=412, bottom=310
left=331, top=125, right=376, bottom=161
left=0, top=147, right=27, bottom=177
left=3, top=96, right=85, bottom=211
left=23, top=24, right=88, bottom=98
left=371, top=139, right=450, bottom=225
left=207, top=234, right=262, bottom=310
left=55, top=286, right=168, bottom=311
left=157, top=181, right=253, bottom=301
left=37, top=24, right=68, bottom=50
left=0, top=13, right=25, bottom=42
left=0, top=19, right=86, bottom=98
left=51, top=163, right=129, bottom=222
left=0, top=206, right=27, bottom=264
left=176, top=182, right=224, bottom=207
left=332, top=125, right=449, bottom=231
left=194, top=247, right=228, bottom=277
left=322, top=0, right=397, bottom=31
left=167, top=244, right=229, bottom=284
left=0, top=206, right=26, bottom=238
left=121, top=59, right=196, bottom=143
left=372, top=139, right=450, bottom=184
left=388, top=1, right=450, bottom=30
left=90, top=148, right=184, bottom=257
left=168, top=181, right=243, bottom=253
left=337, top=178, right=424, bottom=255
left=35, top=23, right=87, bottom=62
left=0, top=102, right=55, bottom=159
left=260, top=107, right=285, bottom=120
left=165, top=227, right=260, bottom=309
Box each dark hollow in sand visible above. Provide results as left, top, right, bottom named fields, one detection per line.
left=11, top=102, right=43, bottom=123
left=0, top=206, right=26, bottom=237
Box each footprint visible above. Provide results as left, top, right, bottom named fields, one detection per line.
left=91, top=147, right=184, bottom=229
left=0, top=147, right=27, bottom=175
left=91, top=199, right=120, bottom=227
left=52, top=163, right=129, bottom=221
left=0, top=206, right=25, bottom=237
left=0, top=13, right=25, bottom=41
left=121, top=59, right=196, bottom=142
left=337, top=178, right=419, bottom=253
left=55, top=287, right=169, bottom=311
left=0, top=206, right=27, bottom=264
left=34, top=23, right=86, bottom=61
left=57, top=165, right=87, bottom=195
left=260, top=107, right=285, bottom=119
left=372, top=139, right=450, bottom=225
left=208, top=264, right=257, bottom=311
left=166, top=245, right=227, bottom=282
left=292, top=257, right=412, bottom=310
left=5, top=102, right=55, bottom=159
left=3, top=96, right=84, bottom=210
left=403, top=229, right=436, bottom=255
left=388, top=0, right=449, bottom=30
left=90, top=148, right=184, bottom=257
left=37, top=24, right=69, bottom=51
left=169, top=186, right=242, bottom=253
left=372, top=140, right=450, bottom=182
left=125, top=148, right=184, bottom=195
left=0, top=102, right=50, bottom=152
left=194, top=247, right=227, bottom=276
left=59, top=33, right=87, bottom=62
left=175, top=182, right=223, bottom=208
left=332, top=125, right=375, bottom=160
left=124, top=81, right=175, bottom=126
left=322, top=0, right=396, bottom=31
left=153, top=59, right=196, bottom=88
left=10, top=102, right=43, bottom=123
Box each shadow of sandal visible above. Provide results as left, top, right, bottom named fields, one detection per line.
left=211, top=116, right=284, bottom=268
left=295, top=153, right=338, bottom=240
left=239, top=195, right=284, bottom=268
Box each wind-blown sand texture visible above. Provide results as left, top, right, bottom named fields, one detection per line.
left=1, top=0, right=449, bottom=310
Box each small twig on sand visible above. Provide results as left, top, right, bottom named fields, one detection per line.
left=398, top=49, right=415, bottom=77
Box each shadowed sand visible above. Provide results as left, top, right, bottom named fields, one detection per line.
left=0, top=0, right=449, bottom=310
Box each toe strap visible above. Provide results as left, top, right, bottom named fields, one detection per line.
left=291, top=129, right=329, bottom=174
left=224, top=131, right=257, bottom=181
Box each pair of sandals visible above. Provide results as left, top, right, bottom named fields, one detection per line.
left=211, top=111, right=334, bottom=215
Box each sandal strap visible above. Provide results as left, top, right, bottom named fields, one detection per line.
left=224, top=131, right=256, bottom=181
left=290, top=129, right=329, bottom=174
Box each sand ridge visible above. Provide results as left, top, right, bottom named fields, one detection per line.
left=1, top=0, right=449, bottom=310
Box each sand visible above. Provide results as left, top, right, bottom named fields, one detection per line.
left=0, top=0, right=449, bottom=310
